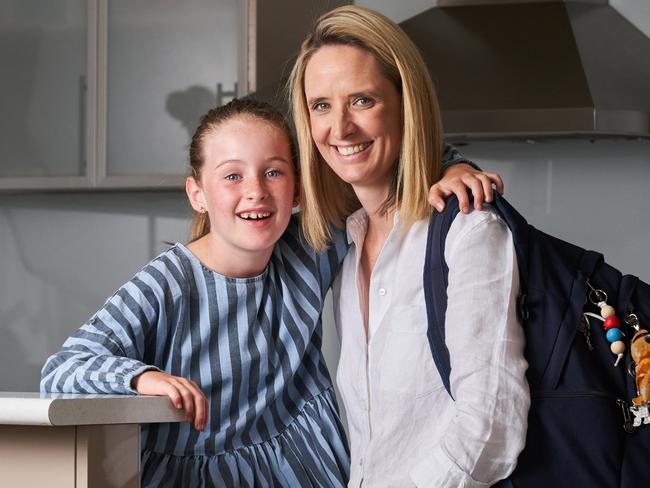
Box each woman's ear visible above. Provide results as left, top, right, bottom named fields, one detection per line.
left=186, top=176, right=206, bottom=213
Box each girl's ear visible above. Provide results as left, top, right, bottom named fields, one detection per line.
left=186, top=176, right=206, bottom=213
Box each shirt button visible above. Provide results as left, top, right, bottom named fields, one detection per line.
left=359, top=458, right=364, bottom=466
left=378, top=288, right=386, bottom=296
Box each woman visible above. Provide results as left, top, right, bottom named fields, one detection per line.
left=289, top=6, right=530, bottom=488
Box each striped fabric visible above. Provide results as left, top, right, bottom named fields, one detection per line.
left=41, top=215, right=350, bottom=487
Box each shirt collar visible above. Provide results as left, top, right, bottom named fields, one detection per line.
left=345, top=208, right=403, bottom=246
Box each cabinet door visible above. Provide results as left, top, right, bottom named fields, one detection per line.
left=99, top=0, right=241, bottom=188
left=0, top=0, right=93, bottom=189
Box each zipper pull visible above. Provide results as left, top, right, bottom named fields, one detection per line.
left=617, top=398, right=635, bottom=433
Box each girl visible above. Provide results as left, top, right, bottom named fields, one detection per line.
left=41, top=98, right=497, bottom=487
left=289, top=6, right=530, bottom=488
left=41, top=99, right=350, bottom=487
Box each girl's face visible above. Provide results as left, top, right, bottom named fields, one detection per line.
left=187, top=115, right=296, bottom=272
left=303, top=44, right=402, bottom=196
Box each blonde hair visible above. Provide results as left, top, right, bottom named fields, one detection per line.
left=187, top=98, right=295, bottom=242
left=288, top=5, right=443, bottom=251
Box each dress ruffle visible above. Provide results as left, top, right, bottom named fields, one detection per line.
left=141, top=389, right=350, bottom=487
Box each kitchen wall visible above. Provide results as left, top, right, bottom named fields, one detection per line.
left=2, top=1, right=650, bottom=397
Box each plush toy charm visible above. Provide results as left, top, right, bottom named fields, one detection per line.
left=628, top=315, right=650, bottom=427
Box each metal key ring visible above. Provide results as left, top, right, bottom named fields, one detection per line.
left=589, top=289, right=607, bottom=306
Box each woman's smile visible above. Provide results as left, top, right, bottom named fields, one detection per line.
left=304, top=44, right=403, bottom=195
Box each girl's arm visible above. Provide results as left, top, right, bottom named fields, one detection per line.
left=432, top=143, right=504, bottom=214
left=40, top=264, right=208, bottom=431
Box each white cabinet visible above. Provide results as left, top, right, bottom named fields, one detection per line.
left=0, top=0, right=348, bottom=191
left=0, top=0, right=241, bottom=191
left=0, top=392, right=185, bottom=488
left=0, top=0, right=92, bottom=189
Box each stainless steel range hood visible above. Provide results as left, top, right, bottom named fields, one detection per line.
left=399, top=0, right=650, bottom=138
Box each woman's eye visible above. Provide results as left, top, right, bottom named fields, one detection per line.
left=354, top=96, right=373, bottom=107
left=225, top=174, right=240, bottom=181
left=265, top=169, right=280, bottom=178
left=312, top=101, right=329, bottom=111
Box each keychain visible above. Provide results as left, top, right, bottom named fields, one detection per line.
left=583, top=280, right=625, bottom=366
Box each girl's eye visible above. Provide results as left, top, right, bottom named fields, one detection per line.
left=225, top=174, right=240, bottom=181
left=265, top=169, right=280, bottom=178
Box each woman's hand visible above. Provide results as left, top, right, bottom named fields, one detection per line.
left=132, top=371, right=208, bottom=431
left=429, top=163, right=504, bottom=214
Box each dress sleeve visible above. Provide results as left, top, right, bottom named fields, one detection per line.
left=315, top=224, right=350, bottom=297
left=441, top=142, right=481, bottom=172
left=410, top=209, right=530, bottom=487
left=40, top=265, right=168, bottom=395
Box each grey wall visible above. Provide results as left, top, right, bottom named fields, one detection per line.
left=2, top=1, right=650, bottom=397
left=0, top=192, right=191, bottom=390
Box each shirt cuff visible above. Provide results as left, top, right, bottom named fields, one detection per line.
left=409, top=445, right=492, bottom=488
left=124, top=364, right=161, bottom=394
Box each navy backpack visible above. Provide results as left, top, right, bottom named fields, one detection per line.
left=424, top=194, right=650, bottom=487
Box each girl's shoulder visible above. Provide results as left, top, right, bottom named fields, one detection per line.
left=124, top=244, right=195, bottom=296
left=277, top=214, right=347, bottom=258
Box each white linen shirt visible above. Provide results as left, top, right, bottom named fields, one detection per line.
left=332, top=206, right=530, bottom=488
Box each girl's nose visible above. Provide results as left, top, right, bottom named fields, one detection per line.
left=246, top=177, right=269, bottom=200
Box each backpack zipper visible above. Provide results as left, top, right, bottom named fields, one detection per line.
left=531, top=390, right=635, bottom=433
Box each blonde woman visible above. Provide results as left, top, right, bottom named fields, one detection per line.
left=289, top=6, right=530, bottom=488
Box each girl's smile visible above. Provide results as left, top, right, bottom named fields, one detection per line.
left=186, top=115, right=296, bottom=277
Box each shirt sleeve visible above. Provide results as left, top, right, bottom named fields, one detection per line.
left=441, top=142, right=481, bottom=172
left=40, top=266, right=167, bottom=395
left=410, top=208, right=530, bottom=487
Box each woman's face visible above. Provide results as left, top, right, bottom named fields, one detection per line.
left=303, top=44, right=402, bottom=195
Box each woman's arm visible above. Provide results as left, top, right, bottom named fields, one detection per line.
left=410, top=208, right=530, bottom=487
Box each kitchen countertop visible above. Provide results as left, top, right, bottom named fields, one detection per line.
left=0, top=392, right=186, bottom=426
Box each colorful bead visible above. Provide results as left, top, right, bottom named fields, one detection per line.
left=600, top=305, right=616, bottom=319
left=611, top=341, right=626, bottom=355
left=606, top=328, right=624, bottom=342
left=604, top=316, right=621, bottom=331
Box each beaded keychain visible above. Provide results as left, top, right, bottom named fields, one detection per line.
left=582, top=280, right=650, bottom=427
left=583, top=280, right=626, bottom=366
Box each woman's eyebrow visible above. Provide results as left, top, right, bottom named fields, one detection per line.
left=306, top=96, right=327, bottom=106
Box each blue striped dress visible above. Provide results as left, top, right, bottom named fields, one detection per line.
left=40, top=215, right=350, bottom=487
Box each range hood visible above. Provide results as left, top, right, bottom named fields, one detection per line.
left=399, top=0, right=650, bottom=138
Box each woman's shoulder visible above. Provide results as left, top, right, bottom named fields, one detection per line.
left=446, top=205, right=511, bottom=252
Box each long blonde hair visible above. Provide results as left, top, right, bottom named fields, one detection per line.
left=288, top=5, right=443, bottom=251
left=188, top=98, right=296, bottom=241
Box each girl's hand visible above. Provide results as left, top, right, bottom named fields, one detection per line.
left=429, top=163, right=504, bottom=214
left=132, top=371, right=208, bottom=431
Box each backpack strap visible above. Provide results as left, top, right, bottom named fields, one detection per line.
left=424, top=193, right=530, bottom=398
left=423, top=196, right=462, bottom=398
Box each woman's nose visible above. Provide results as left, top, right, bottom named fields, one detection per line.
left=332, top=107, right=355, bottom=140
